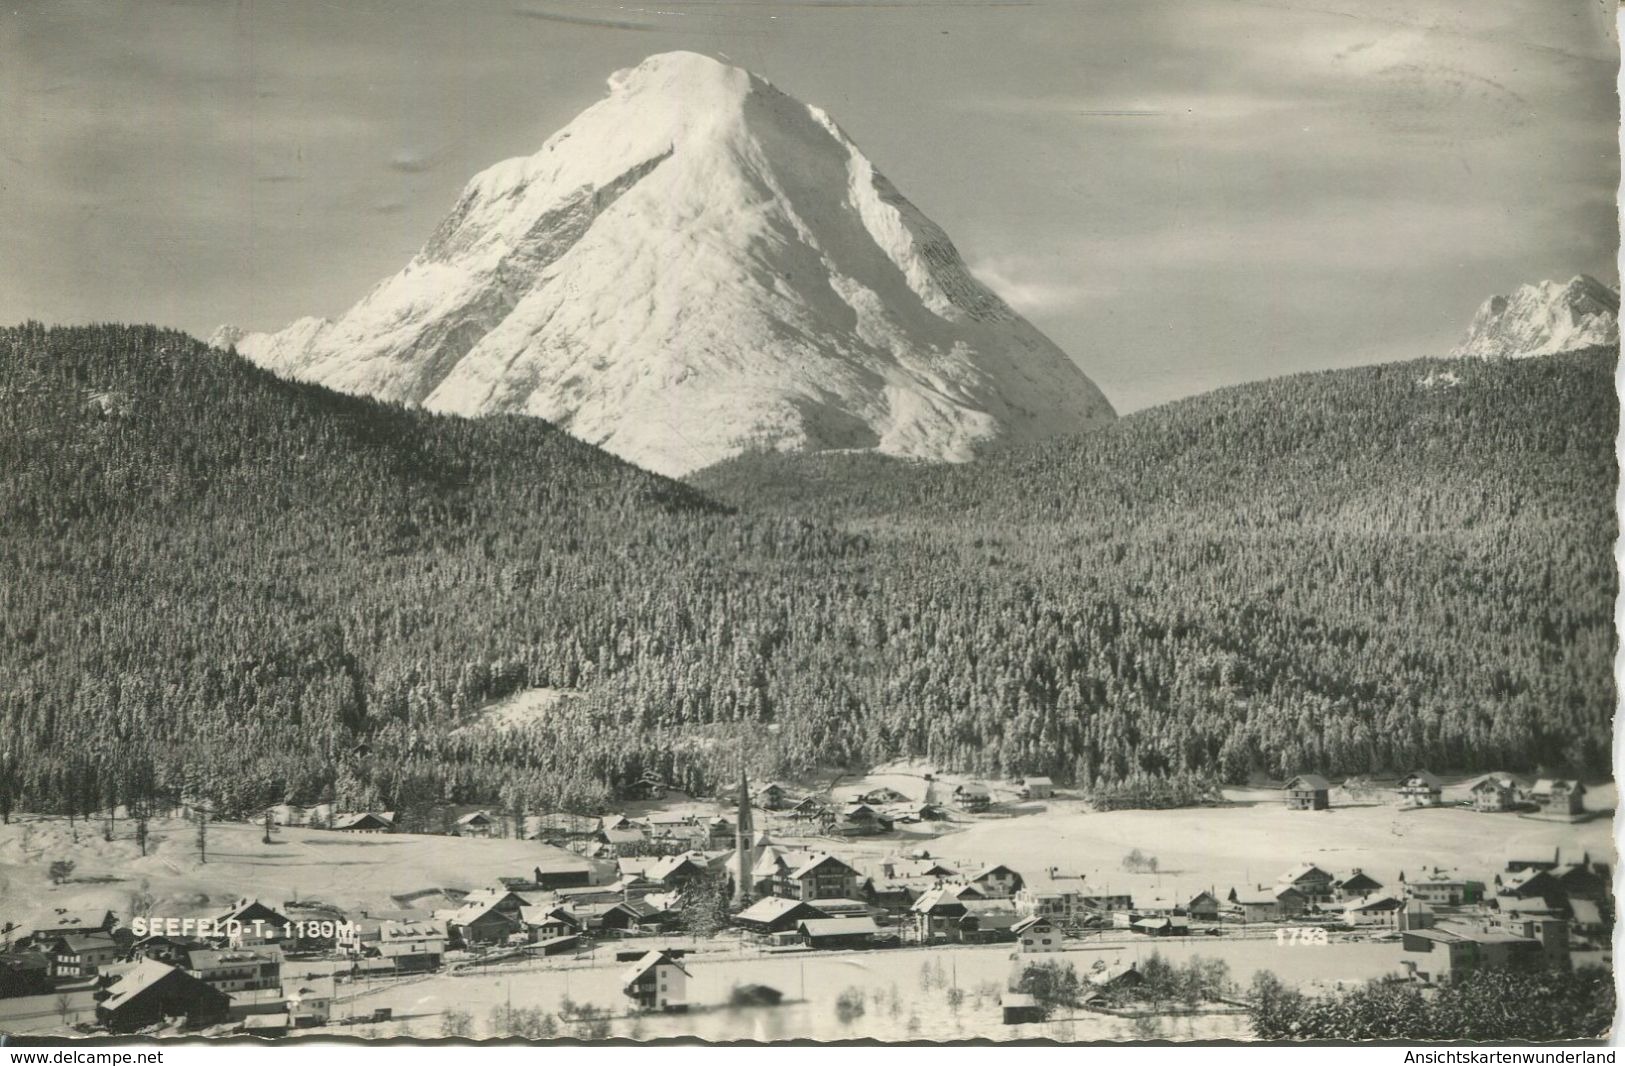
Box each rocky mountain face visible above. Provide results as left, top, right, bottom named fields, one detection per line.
left=214, top=51, right=1114, bottom=476
left=1451, top=274, right=1619, bottom=359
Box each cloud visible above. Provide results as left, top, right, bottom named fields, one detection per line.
left=388, top=148, right=443, bottom=174
left=970, top=257, right=1119, bottom=313
left=510, top=6, right=655, bottom=31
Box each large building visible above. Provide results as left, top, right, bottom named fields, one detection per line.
left=1401, top=919, right=1568, bottom=984
left=96, top=960, right=230, bottom=1033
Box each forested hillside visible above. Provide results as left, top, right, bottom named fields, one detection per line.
left=695, top=349, right=1619, bottom=782
left=0, top=325, right=1615, bottom=821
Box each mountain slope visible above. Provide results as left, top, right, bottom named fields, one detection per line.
left=2, top=327, right=1612, bottom=821
left=1452, top=274, right=1619, bottom=358
left=216, top=51, right=1114, bottom=477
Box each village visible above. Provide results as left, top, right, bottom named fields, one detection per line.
left=0, top=768, right=1611, bottom=1040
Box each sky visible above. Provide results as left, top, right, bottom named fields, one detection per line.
left=2, top=0, right=1618, bottom=413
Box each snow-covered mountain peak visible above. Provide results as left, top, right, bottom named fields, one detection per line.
left=1452, top=273, right=1619, bottom=359
left=213, top=52, right=1115, bottom=476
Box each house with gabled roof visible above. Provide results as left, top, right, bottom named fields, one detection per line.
left=46, top=931, right=121, bottom=980
left=455, top=810, right=497, bottom=837
left=1284, top=774, right=1330, bottom=810
left=1396, top=770, right=1444, bottom=808
left=1228, top=885, right=1307, bottom=922
left=797, top=915, right=879, bottom=949
left=1469, top=773, right=1521, bottom=812
left=733, top=897, right=830, bottom=936
left=1276, top=863, right=1335, bottom=901
left=784, top=854, right=861, bottom=902
left=967, top=864, right=1024, bottom=899
left=1012, top=914, right=1062, bottom=952
left=1528, top=779, right=1586, bottom=817
left=754, top=783, right=791, bottom=810
left=621, top=950, right=689, bottom=1011
left=96, top=959, right=230, bottom=1033
left=952, top=785, right=992, bottom=813
left=330, top=811, right=395, bottom=833
left=1333, top=869, right=1384, bottom=901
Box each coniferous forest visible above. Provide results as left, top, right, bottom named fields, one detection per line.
left=0, top=323, right=1615, bottom=819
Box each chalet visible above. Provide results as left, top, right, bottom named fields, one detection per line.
left=797, top=916, right=880, bottom=950
left=1401, top=920, right=1568, bottom=984
left=621, top=950, right=689, bottom=1012
left=755, top=783, right=791, bottom=810
left=1396, top=770, right=1444, bottom=808
left=856, top=787, right=909, bottom=806
left=1229, top=885, right=1307, bottom=922
left=520, top=906, right=581, bottom=943
left=599, top=814, right=635, bottom=832
left=213, top=898, right=293, bottom=948
left=911, top=884, right=985, bottom=941
left=1333, top=869, right=1384, bottom=901
left=96, top=959, right=230, bottom=1033
left=1014, top=869, right=1090, bottom=921
left=184, top=947, right=281, bottom=993
left=594, top=826, right=649, bottom=855
left=705, top=816, right=734, bottom=847
left=881, top=857, right=958, bottom=881
left=1276, top=863, right=1335, bottom=901
left=784, top=854, right=861, bottom=902
left=47, top=931, right=122, bottom=980
left=1017, top=776, right=1054, bottom=800
left=377, top=920, right=446, bottom=972
left=953, top=785, right=992, bottom=813
left=644, top=811, right=697, bottom=838
left=734, top=897, right=830, bottom=936
left=1528, top=779, right=1587, bottom=817
left=1001, top=993, right=1044, bottom=1025
left=1405, top=869, right=1485, bottom=907
left=1185, top=891, right=1222, bottom=921
left=866, top=879, right=928, bottom=914
left=1012, top=914, right=1062, bottom=952
left=285, top=978, right=335, bottom=1028
left=956, top=899, right=1023, bottom=942
left=1496, top=868, right=1562, bottom=905
left=24, top=908, right=115, bottom=946
left=828, top=803, right=893, bottom=836
left=532, top=858, right=596, bottom=890
left=1548, top=857, right=1611, bottom=901
left=644, top=852, right=712, bottom=890
left=1284, top=774, right=1330, bottom=811
left=455, top=810, right=497, bottom=838
left=1086, top=961, right=1143, bottom=992
left=787, top=796, right=823, bottom=818
left=968, top=864, right=1024, bottom=899
left=1131, top=916, right=1189, bottom=937
left=887, top=802, right=948, bottom=823
left=1469, top=773, right=1521, bottom=813
left=446, top=898, right=523, bottom=946
left=1339, top=895, right=1433, bottom=931
left=330, top=811, right=395, bottom=834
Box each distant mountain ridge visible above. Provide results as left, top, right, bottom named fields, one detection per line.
left=213, top=51, right=1114, bottom=477
left=1452, top=274, right=1619, bottom=358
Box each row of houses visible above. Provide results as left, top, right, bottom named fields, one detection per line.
left=1285, top=773, right=1590, bottom=815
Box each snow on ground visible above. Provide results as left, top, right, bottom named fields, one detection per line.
left=0, top=816, right=591, bottom=932
left=454, top=687, right=580, bottom=733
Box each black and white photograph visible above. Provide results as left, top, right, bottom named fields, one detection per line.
left=0, top=0, right=1619, bottom=1048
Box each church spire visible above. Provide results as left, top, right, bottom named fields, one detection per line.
left=733, top=760, right=755, bottom=908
